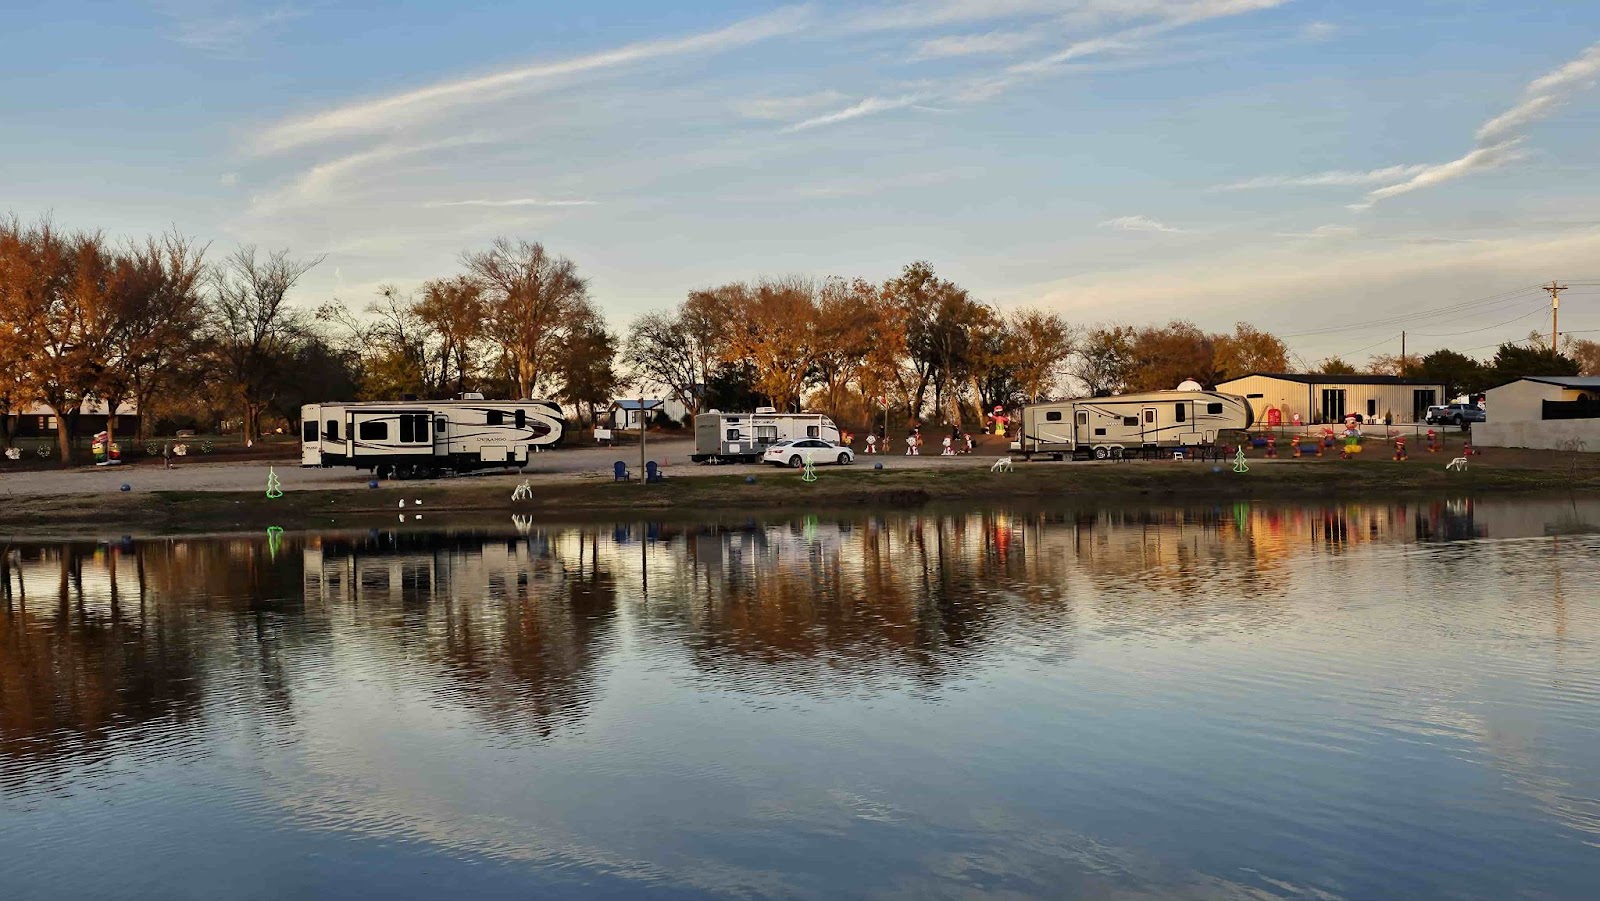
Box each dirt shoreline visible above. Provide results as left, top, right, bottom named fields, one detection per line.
left=4, top=455, right=1598, bottom=539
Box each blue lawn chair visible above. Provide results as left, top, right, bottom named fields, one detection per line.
left=645, top=461, right=664, bottom=483
left=613, top=461, right=629, bottom=481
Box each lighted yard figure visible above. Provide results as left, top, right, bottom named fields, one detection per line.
left=1233, top=446, right=1249, bottom=473
left=801, top=452, right=818, bottom=482
left=266, top=466, right=283, bottom=498
left=266, top=526, right=284, bottom=560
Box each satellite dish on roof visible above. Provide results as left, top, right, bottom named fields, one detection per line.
left=1176, top=379, right=1204, bottom=392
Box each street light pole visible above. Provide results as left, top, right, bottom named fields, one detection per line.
left=639, top=397, right=647, bottom=483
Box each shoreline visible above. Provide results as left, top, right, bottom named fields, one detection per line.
left=5, top=457, right=1598, bottom=539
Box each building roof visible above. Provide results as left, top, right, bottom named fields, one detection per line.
left=610, top=399, right=665, bottom=410
left=1496, top=375, right=1600, bottom=389
left=1218, top=372, right=1444, bottom=387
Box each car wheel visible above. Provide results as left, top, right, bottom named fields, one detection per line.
left=837, top=452, right=850, bottom=465
left=789, top=455, right=803, bottom=468
left=1451, top=415, right=1463, bottom=426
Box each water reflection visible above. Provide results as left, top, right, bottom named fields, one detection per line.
left=2, top=496, right=1598, bottom=899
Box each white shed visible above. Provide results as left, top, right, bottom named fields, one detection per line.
left=1475, top=376, right=1600, bottom=450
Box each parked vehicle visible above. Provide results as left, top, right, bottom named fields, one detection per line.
left=1016, top=390, right=1253, bottom=460
left=693, top=408, right=841, bottom=463
left=301, top=395, right=565, bottom=479
left=1425, top=403, right=1485, bottom=426
left=763, top=438, right=854, bottom=468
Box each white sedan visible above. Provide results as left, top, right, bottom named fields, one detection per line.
left=763, top=438, right=855, bottom=468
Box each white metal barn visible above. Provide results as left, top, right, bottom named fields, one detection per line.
left=302, top=396, right=565, bottom=478
left=692, top=409, right=841, bottom=463
left=1017, top=390, right=1253, bottom=459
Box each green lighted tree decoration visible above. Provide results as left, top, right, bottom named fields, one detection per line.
left=266, top=466, right=284, bottom=498
left=1232, top=447, right=1249, bottom=473
left=801, top=452, right=818, bottom=483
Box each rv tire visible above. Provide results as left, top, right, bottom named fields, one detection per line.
left=1109, top=446, right=1123, bottom=459
left=1093, top=446, right=1109, bottom=460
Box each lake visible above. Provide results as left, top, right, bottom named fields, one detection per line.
left=2, top=497, right=1598, bottom=899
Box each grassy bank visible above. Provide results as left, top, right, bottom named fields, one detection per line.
left=6, top=455, right=1599, bottom=538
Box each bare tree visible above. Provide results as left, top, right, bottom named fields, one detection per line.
left=100, top=232, right=208, bottom=443
left=207, top=246, right=321, bottom=445
left=463, top=238, right=593, bottom=398
left=624, top=309, right=709, bottom=417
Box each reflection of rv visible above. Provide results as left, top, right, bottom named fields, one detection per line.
left=301, top=396, right=565, bottom=478
left=692, top=408, right=841, bottom=463
left=1017, top=390, right=1253, bottom=460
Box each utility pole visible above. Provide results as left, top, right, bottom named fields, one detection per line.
left=638, top=397, right=647, bottom=484
left=1545, top=281, right=1568, bottom=352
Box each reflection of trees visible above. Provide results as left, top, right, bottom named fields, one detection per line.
left=307, top=530, right=619, bottom=739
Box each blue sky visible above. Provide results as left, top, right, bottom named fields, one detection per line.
left=5, top=0, right=1600, bottom=365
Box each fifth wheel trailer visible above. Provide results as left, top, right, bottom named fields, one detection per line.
left=1017, top=390, right=1253, bottom=460
left=301, top=397, right=565, bottom=478
left=692, top=409, right=841, bottom=463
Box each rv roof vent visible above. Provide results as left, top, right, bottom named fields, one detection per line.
left=460, top=392, right=485, bottom=401
left=1175, top=379, right=1203, bottom=392
left=755, top=406, right=777, bottom=414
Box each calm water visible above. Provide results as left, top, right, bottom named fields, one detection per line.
left=2, top=498, right=1599, bottom=900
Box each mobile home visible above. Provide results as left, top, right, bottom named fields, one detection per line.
left=692, top=408, right=841, bottom=463
left=301, top=396, right=565, bottom=478
left=1017, top=390, right=1253, bottom=460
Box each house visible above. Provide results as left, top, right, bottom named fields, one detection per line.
left=1474, top=376, right=1600, bottom=450
left=13, top=399, right=140, bottom=437
left=607, top=398, right=689, bottom=430
left=1215, top=373, right=1445, bottom=425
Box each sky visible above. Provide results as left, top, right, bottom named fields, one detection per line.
left=4, top=0, right=1600, bottom=367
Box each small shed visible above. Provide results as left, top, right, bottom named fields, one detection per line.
left=1215, top=373, right=1445, bottom=425
left=1476, top=376, right=1600, bottom=450
left=608, top=399, right=664, bottom=430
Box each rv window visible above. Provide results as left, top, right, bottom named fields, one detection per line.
left=325, top=419, right=339, bottom=440
left=1143, top=409, right=1155, bottom=424
left=1123, top=417, right=1138, bottom=427
left=1046, top=411, right=1063, bottom=422
left=1207, top=403, right=1223, bottom=415
left=359, top=420, right=388, bottom=441
left=412, top=414, right=430, bottom=443
left=1094, top=428, right=1106, bottom=436
left=1077, top=411, right=1089, bottom=425
left=726, top=429, right=739, bottom=441
left=400, top=415, right=415, bottom=443
left=1174, top=404, right=1186, bottom=423
left=487, top=410, right=504, bottom=426
left=515, top=409, right=527, bottom=429
left=302, top=422, right=317, bottom=443
left=807, top=426, right=819, bottom=438
left=1246, top=393, right=1264, bottom=399
left=435, top=417, right=447, bottom=435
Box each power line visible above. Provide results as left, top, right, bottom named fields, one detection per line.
left=1411, top=302, right=1549, bottom=338
left=1280, top=284, right=1544, bottom=338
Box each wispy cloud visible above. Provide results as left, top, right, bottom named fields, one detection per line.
left=1348, top=140, right=1527, bottom=211
left=910, top=30, right=1042, bottom=61
left=1477, top=40, right=1600, bottom=143
left=252, top=7, right=809, bottom=153
left=250, top=136, right=491, bottom=214
left=781, top=95, right=922, bottom=132
left=1215, top=164, right=1432, bottom=191
left=163, top=2, right=301, bottom=55
left=786, top=168, right=974, bottom=199
left=1277, top=224, right=1358, bottom=239
left=1100, top=214, right=1184, bottom=233
left=422, top=198, right=597, bottom=208
left=734, top=91, right=849, bottom=121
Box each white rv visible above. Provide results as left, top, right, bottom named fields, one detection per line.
left=1017, top=390, right=1253, bottom=460
left=301, top=395, right=565, bottom=479
left=692, top=408, right=841, bottom=463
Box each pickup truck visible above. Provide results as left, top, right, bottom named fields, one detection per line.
left=1425, top=403, right=1485, bottom=426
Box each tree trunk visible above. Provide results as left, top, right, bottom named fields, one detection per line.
left=54, top=408, right=73, bottom=463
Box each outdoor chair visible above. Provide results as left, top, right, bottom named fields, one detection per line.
left=613, top=461, right=629, bottom=481
left=646, top=461, right=664, bottom=483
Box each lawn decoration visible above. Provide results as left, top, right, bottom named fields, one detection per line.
left=1232, top=447, right=1249, bottom=473
left=801, top=452, right=818, bottom=483
left=265, top=467, right=283, bottom=499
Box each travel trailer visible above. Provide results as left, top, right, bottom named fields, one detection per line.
left=1016, top=390, right=1253, bottom=460
left=692, top=408, right=841, bottom=463
left=301, top=395, right=565, bottom=478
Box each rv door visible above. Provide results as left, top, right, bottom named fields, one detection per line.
left=1140, top=406, right=1157, bottom=445
left=1074, top=409, right=1090, bottom=447
left=434, top=415, right=449, bottom=457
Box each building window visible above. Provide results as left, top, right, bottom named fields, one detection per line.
left=1174, top=404, right=1186, bottom=423
left=1046, top=411, right=1063, bottom=422
left=487, top=410, right=504, bottom=426
left=359, top=421, right=388, bottom=441
left=302, top=422, right=317, bottom=443
left=1366, top=399, right=1377, bottom=417
left=1207, top=403, right=1223, bottom=414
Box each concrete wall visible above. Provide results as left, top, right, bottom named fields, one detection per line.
left=1474, top=419, right=1600, bottom=451
left=1216, top=376, right=1443, bottom=424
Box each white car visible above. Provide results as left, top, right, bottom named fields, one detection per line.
left=763, top=438, right=854, bottom=468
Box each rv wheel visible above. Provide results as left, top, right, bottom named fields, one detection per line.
left=376, top=464, right=394, bottom=480
left=1093, top=446, right=1109, bottom=460
left=1110, top=446, right=1123, bottom=459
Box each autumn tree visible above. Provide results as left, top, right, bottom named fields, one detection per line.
left=1317, top=357, right=1358, bottom=375
left=1004, top=308, right=1075, bottom=402
left=464, top=238, right=594, bottom=398
left=1126, top=320, right=1217, bottom=391
left=1364, top=353, right=1422, bottom=376
left=811, top=276, right=879, bottom=417
left=1069, top=325, right=1136, bottom=396
left=100, top=233, right=208, bottom=443
left=558, top=320, right=623, bottom=426
left=719, top=277, right=819, bottom=412
left=886, top=261, right=973, bottom=418
left=1212, top=323, right=1289, bottom=380
left=1567, top=338, right=1600, bottom=376
left=414, top=275, right=485, bottom=396
left=207, top=245, right=321, bottom=446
